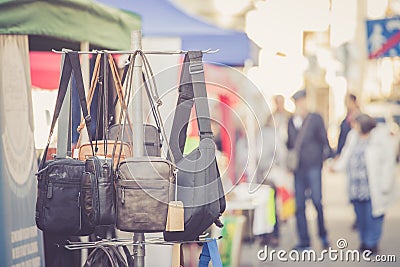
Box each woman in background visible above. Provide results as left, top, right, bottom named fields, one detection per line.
left=332, top=114, right=396, bottom=253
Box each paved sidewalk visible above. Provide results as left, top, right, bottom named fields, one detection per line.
left=240, top=168, right=400, bottom=266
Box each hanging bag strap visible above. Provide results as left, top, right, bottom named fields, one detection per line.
left=138, top=50, right=175, bottom=164
left=111, top=56, right=132, bottom=112
left=113, top=50, right=176, bottom=169
left=102, top=52, right=110, bottom=158
left=77, top=53, right=135, bottom=147
left=76, top=53, right=102, bottom=147
left=93, top=54, right=104, bottom=152
left=108, top=54, right=134, bottom=136
left=188, top=52, right=213, bottom=137
left=168, top=51, right=213, bottom=163
left=39, top=52, right=94, bottom=169
left=168, top=53, right=194, bottom=162
left=76, top=53, right=134, bottom=164
left=111, top=51, right=137, bottom=170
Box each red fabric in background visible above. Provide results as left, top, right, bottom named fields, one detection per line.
left=30, top=52, right=62, bottom=90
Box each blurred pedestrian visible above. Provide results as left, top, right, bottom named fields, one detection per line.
left=336, top=93, right=360, bottom=231
left=337, top=93, right=360, bottom=156
left=287, top=89, right=332, bottom=250
left=256, top=119, right=279, bottom=247
left=256, top=95, right=291, bottom=247
left=332, top=114, right=396, bottom=254
left=268, top=95, right=291, bottom=167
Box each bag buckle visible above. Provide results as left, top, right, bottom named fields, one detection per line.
left=84, top=115, right=92, bottom=124
left=189, top=62, right=204, bottom=74
left=199, top=131, right=214, bottom=138
left=179, top=91, right=194, bottom=101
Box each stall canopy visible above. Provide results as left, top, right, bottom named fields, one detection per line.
left=0, top=0, right=141, bottom=50
left=97, top=0, right=256, bottom=66
left=0, top=0, right=141, bottom=89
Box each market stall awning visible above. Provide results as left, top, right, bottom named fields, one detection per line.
left=97, top=0, right=256, bottom=66
left=0, top=0, right=141, bottom=50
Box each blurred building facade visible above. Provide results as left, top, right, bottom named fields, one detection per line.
left=174, top=0, right=400, bottom=147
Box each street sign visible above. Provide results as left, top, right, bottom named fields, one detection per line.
left=366, top=17, right=400, bottom=59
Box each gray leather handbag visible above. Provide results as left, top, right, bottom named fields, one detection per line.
left=115, top=157, right=174, bottom=232
left=113, top=50, right=175, bottom=232
left=163, top=51, right=225, bottom=242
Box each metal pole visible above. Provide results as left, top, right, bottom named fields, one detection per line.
left=131, top=30, right=145, bottom=267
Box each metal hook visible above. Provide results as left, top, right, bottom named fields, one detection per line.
left=51, top=49, right=100, bottom=54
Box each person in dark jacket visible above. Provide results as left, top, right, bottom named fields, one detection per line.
left=337, top=94, right=360, bottom=156
left=287, top=90, right=332, bottom=250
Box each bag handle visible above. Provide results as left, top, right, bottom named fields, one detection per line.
left=113, top=50, right=176, bottom=169
left=76, top=53, right=102, bottom=147
left=84, top=246, right=116, bottom=267
left=168, top=51, right=213, bottom=163
left=102, top=51, right=111, bottom=159
left=111, top=51, right=137, bottom=170
left=111, top=56, right=133, bottom=115
left=77, top=53, right=135, bottom=148
left=108, top=54, right=134, bottom=134
left=93, top=53, right=104, bottom=153
left=39, top=52, right=94, bottom=169
left=137, top=50, right=175, bottom=165
left=76, top=53, right=135, bottom=164
left=84, top=245, right=129, bottom=267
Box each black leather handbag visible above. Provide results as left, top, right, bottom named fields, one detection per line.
left=35, top=52, right=96, bottom=236
left=84, top=156, right=115, bottom=226
left=163, top=51, right=226, bottom=242
left=79, top=53, right=116, bottom=227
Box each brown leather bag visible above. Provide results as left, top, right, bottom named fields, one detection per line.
left=75, top=53, right=133, bottom=162
left=78, top=140, right=132, bottom=163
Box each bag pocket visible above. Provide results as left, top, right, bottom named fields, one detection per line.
left=81, top=172, right=97, bottom=234
left=116, top=179, right=170, bottom=232
left=42, top=179, right=82, bottom=235
left=85, top=157, right=115, bottom=225
left=98, top=179, right=116, bottom=225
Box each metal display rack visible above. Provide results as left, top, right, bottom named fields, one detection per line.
left=54, top=31, right=219, bottom=267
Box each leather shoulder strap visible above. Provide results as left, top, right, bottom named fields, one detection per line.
left=168, top=51, right=213, bottom=162
left=39, top=52, right=93, bottom=168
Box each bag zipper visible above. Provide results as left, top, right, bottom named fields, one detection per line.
left=121, top=185, right=166, bottom=190
left=46, top=180, right=80, bottom=199
left=36, top=160, right=84, bottom=176
left=78, top=191, right=82, bottom=230
left=50, top=179, right=81, bottom=185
